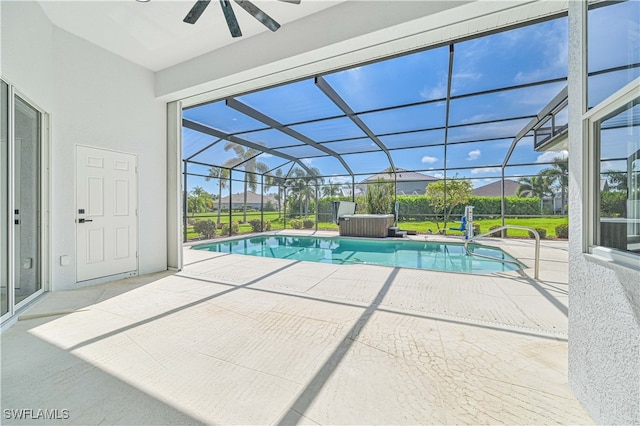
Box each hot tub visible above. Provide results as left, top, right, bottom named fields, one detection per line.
left=338, top=214, right=395, bottom=238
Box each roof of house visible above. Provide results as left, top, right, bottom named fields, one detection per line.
left=472, top=179, right=520, bottom=197
left=219, top=191, right=277, bottom=204
left=340, top=187, right=363, bottom=197
left=362, top=168, right=439, bottom=182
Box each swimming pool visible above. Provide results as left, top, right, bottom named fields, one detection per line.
left=192, top=235, right=523, bottom=274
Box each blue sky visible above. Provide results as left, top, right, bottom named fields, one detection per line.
left=183, top=2, right=638, bottom=195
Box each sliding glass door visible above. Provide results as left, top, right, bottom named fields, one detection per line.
left=1, top=79, right=44, bottom=322
left=14, top=95, right=41, bottom=304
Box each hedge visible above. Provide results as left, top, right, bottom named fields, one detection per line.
left=317, top=195, right=542, bottom=221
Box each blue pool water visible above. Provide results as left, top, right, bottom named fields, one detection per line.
left=192, top=235, right=522, bottom=274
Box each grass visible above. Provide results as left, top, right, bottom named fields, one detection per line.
left=185, top=212, right=568, bottom=240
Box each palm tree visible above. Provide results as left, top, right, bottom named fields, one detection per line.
left=321, top=182, right=341, bottom=198
left=517, top=176, right=553, bottom=214
left=288, top=167, right=322, bottom=217
left=223, top=142, right=269, bottom=223
left=188, top=186, right=213, bottom=216
left=264, top=168, right=287, bottom=218
left=542, top=158, right=569, bottom=214
left=205, top=166, right=230, bottom=224
left=517, top=175, right=553, bottom=198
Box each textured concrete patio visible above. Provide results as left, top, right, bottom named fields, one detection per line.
left=1, top=232, right=592, bottom=424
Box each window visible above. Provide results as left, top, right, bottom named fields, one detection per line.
left=587, top=79, right=640, bottom=268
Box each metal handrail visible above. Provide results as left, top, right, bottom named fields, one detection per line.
left=464, top=225, right=540, bottom=280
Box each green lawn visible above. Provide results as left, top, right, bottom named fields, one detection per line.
left=186, top=212, right=568, bottom=240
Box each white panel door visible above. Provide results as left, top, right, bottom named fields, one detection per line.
left=76, top=146, right=137, bottom=282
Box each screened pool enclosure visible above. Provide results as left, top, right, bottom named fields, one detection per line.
left=181, top=3, right=639, bottom=241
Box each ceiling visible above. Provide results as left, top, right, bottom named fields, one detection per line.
left=38, top=0, right=346, bottom=71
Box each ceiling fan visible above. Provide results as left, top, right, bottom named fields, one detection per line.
left=183, top=0, right=300, bottom=38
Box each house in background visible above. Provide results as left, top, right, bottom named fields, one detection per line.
left=218, top=192, right=277, bottom=211
left=358, top=169, right=438, bottom=195
left=472, top=179, right=519, bottom=197
left=340, top=187, right=363, bottom=198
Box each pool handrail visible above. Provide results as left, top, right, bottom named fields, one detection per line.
left=464, top=225, right=540, bottom=280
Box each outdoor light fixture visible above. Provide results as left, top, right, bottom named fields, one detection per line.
left=183, top=0, right=300, bottom=38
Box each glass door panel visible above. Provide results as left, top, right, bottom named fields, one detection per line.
left=14, top=95, right=41, bottom=304
left=1, top=81, right=8, bottom=316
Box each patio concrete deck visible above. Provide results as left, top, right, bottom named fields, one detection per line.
left=1, top=232, right=592, bottom=424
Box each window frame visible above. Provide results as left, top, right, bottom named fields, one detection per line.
left=584, top=77, right=640, bottom=270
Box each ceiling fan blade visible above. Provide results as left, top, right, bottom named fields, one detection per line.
left=219, top=0, right=242, bottom=37
left=233, top=0, right=280, bottom=32
left=278, top=0, right=301, bottom=3
left=183, top=0, right=211, bottom=24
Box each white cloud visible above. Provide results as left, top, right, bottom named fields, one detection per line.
left=421, top=155, right=438, bottom=164
left=260, top=153, right=273, bottom=158
left=452, top=72, right=483, bottom=81
left=329, top=175, right=350, bottom=184
left=467, top=149, right=481, bottom=161
left=302, top=158, right=314, bottom=166
left=420, top=80, right=447, bottom=100
left=433, top=172, right=444, bottom=179
left=535, top=150, right=568, bottom=163
left=512, top=21, right=567, bottom=84
left=345, top=67, right=363, bottom=80
left=471, top=167, right=501, bottom=175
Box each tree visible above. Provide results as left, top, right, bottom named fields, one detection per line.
left=205, top=166, right=230, bottom=224
left=267, top=168, right=286, bottom=218
left=187, top=186, right=213, bottom=216
left=364, top=179, right=394, bottom=214
left=321, top=182, right=342, bottom=198
left=541, top=157, right=568, bottom=215
left=287, top=167, right=323, bottom=218
left=223, top=142, right=268, bottom=223
left=517, top=175, right=553, bottom=199
left=425, top=176, right=473, bottom=232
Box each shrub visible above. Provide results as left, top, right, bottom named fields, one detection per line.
left=248, top=219, right=272, bottom=232
left=555, top=223, right=569, bottom=239
left=249, top=219, right=262, bottom=232
left=263, top=200, right=277, bottom=212
left=472, top=223, right=481, bottom=235
left=193, top=220, right=216, bottom=239
left=529, top=227, right=547, bottom=239
left=221, top=220, right=239, bottom=235
left=289, top=219, right=303, bottom=229
left=303, top=219, right=315, bottom=229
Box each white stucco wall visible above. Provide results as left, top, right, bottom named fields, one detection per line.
left=567, top=2, right=640, bottom=424
left=1, top=1, right=167, bottom=290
